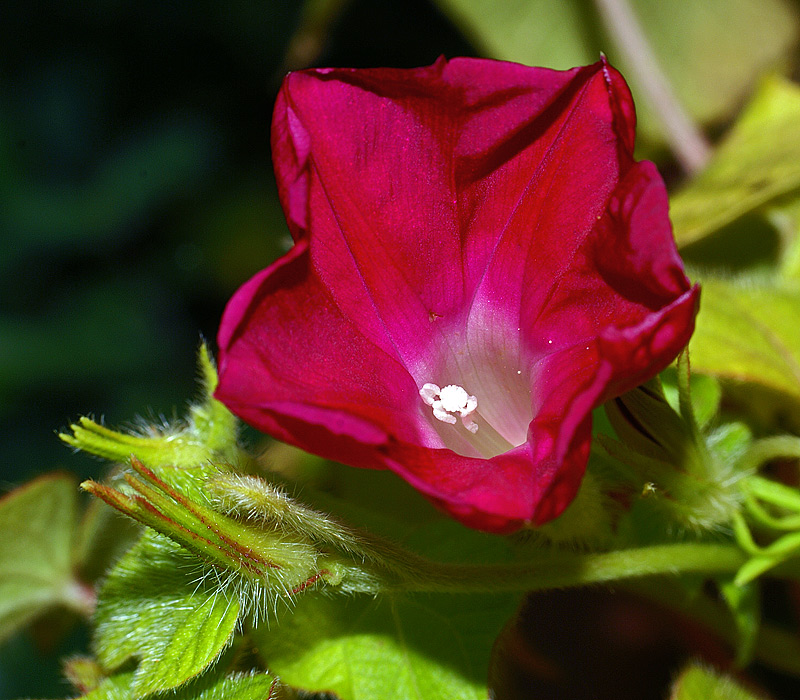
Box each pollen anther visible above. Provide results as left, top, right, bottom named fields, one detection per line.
left=420, top=383, right=479, bottom=433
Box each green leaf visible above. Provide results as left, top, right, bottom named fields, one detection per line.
left=81, top=673, right=135, bottom=700
left=671, top=76, right=800, bottom=248
left=670, top=662, right=766, bottom=700
left=251, top=514, right=519, bottom=700
left=38, top=670, right=281, bottom=700
left=94, top=531, right=240, bottom=696
left=178, top=672, right=281, bottom=700
left=769, top=196, right=800, bottom=282
left=433, top=0, right=798, bottom=145
left=688, top=277, right=800, bottom=406
left=434, top=1, right=597, bottom=78
left=0, top=473, right=88, bottom=642
left=254, top=590, right=517, bottom=700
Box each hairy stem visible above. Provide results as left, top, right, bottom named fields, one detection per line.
left=388, top=543, right=746, bottom=594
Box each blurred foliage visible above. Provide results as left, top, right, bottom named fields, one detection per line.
left=0, top=1, right=471, bottom=696
left=433, top=0, right=799, bottom=147
left=671, top=76, right=800, bottom=249
left=3, top=0, right=800, bottom=698
left=0, top=474, right=80, bottom=644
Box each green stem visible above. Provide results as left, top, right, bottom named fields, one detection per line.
left=739, top=437, right=800, bottom=474
left=675, top=351, right=703, bottom=443
left=391, top=543, right=747, bottom=594
left=209, top=474, right=747, bottom=595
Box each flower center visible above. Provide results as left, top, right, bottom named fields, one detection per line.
left=419, top=383, right=478, bottom=434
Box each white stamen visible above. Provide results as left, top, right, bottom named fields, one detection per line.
left=419, top=383, right=479, bottom=433
left=419, top=383, right=439, bottom=405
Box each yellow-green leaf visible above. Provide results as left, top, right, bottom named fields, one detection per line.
left=254, top=590, right=517, bottom=700
left=0, top=473, right=85, bottom=642
left=94, top=532, right=240, bottom=696
left=672, top=76, right=800, bottom=247
left=689, top=277, right=800, bottom=406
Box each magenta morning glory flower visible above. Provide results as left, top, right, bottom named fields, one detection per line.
left=215, top=57, right=700, bottom=533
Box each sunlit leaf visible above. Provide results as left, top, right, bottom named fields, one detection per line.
left=254, top=590, right=516, bottom=700
left=81, top=673, right=133, bottom=700
left=672, top=76, right=800, bottom=248
left=0, top=473, right=85, bottom=642
left=94, top=532, right=240, bottom=696
left=768, top=196, right=800, bottom=283
left=689, top=277, right=800, bottom=406
left=252, top=515, right=518, bottom=700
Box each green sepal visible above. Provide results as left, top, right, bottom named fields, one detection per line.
left=661, top=370, right=723, bottom=432
left=670, top=662, right=767, bottom=699
left=605, top=377, right=703, bottom=462
left=93, top=530, right=241, bottom=696
left=600, top=372, right=746, bottom=532
left=82, top=459, right=323, bottom=606
left=60, top=344, right=247, bottom=469
left=63, top=657, right=105, bottom=696
left=706, top=423, right=753, bottom=473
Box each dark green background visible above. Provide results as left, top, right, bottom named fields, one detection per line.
left=0, top=2, right=470, bottom=697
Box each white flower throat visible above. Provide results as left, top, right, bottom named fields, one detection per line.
left=419, top=383, right=479, bottom=434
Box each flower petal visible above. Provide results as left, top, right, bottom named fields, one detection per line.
left=217, top=57, right=699, bottom=532
left=271, top=58, right=630, bottom=381
left=216, top=238, right=437, bottom=453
